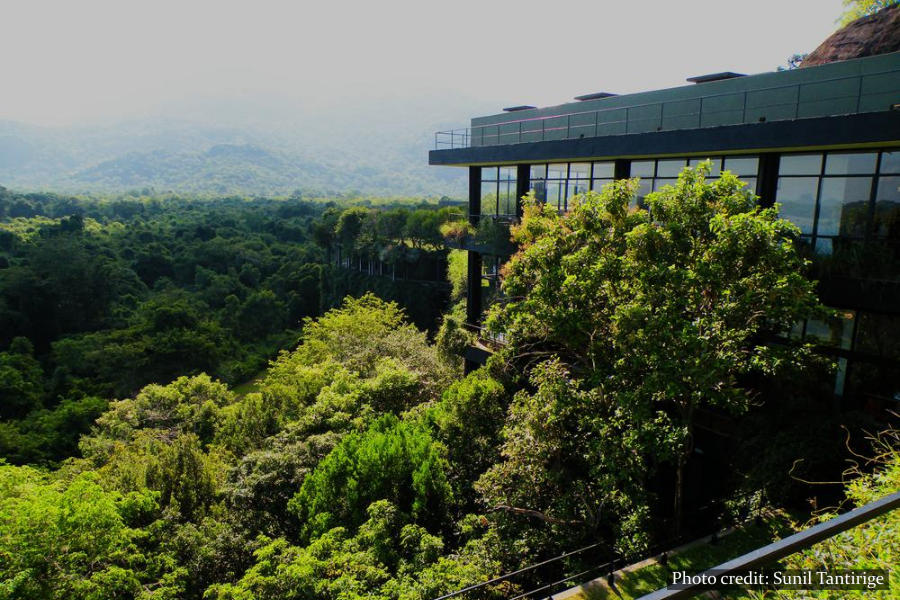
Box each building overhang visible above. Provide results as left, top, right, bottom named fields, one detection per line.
left=429, top=111, right=900, bottom=167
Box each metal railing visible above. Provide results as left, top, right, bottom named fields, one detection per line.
left=429, top=491, right=768, bottom=600
left=434, top=66, right=900, bottom=150
left=637, top=490, right=900, bottom=600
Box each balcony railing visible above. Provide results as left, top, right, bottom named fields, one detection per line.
left=434, top=65, right=900, bottom=150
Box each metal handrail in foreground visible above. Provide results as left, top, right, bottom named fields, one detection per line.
left=431, top=541, right=606, bottom=600
left=637, top=490, right=900, bottom=600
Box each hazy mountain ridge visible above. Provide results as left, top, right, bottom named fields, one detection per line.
left=0, top=93, right=493, bottom=197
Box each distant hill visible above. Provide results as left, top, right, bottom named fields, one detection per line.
left=0, top=93, right=493, bottom=197
left=69, top=145, right=330, bottom=195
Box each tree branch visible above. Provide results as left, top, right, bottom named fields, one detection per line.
left=488, top=505, right=584, bottom=526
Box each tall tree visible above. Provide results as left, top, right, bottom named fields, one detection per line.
left=485, top=165, right=822, bottom=536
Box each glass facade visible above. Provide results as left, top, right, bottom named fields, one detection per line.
left=526, top=161, right=619, bottom=210
left=773, top=150, right=900, bottom=402
left=525, top=157, right=759, bottom=212
left=480, top=166, right=517, bottom=217
left=635, top=155, right=758, bottom=208
left=775, top=151, right=899, bottom=263
left=776, top=152, right=872, bottom=254
left=470, top=147, right=900, bottom=404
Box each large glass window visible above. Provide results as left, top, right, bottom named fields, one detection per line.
left=630, top=160, right=655, bottom=178
left=530, top=164, right=547, bottom=203
left=686, top=156, right=758, bottom=191
left=774, top=151, right=900, bottom=255
left=824, top=152, right=877, bottom=175
left=481, top=181, right=498, bottom=216
left=776, top=177, right=818, bottom=235
left=568, top=163, right=591, bottom=204
left=723, top=156, right=759, bottom=177
left=635, top=156, right=759, bottom=208
left=498, top=167, right=517, bottom=216
left=591, top=161, right=615, bottom=192
left=546, top=163, right=568, bottom=211
left=656, top=158, right=687, bottom=178
left=804, top=311, right=855, bottom=350
left=881, top=151, right=900, bottom=174
left=480, top=167, right=499, bottom=216
left=874, top=175, right=900, bottom=239
left=479, top=166, right=517, bottom=217
left=776, top=154, right=824, bottom=247
left=779, top=154, right=822, bottom=176
left=817, top=177, right=872, bottom=238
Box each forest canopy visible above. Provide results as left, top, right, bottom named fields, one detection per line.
left=0, top=169, right=892, bottom=599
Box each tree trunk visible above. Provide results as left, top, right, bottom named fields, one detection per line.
left=674, top=413, right=693, bottom=539
left=674, top=451, right=687, bottom=539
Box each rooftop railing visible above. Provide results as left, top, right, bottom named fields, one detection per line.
left=434, top=66, right=900, bottom=150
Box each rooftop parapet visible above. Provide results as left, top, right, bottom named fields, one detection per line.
left=434, top=52, right=900, bottom=150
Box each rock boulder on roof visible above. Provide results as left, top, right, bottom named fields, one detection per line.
left=802, top=4, right=900, bottom=67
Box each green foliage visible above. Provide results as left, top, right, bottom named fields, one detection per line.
left=80, top=374, right=233, bottom=460
left=0, top=192, right=325, bottom=404
left=430, top=370, right=508, bottom=502
left=446, top=249, right=468, bottom=302
left=0, top=178, right=862, bottom=600
left=292, top=293, right=453, bottom=398
left=485, top=166, right=822, bottom=541
left=477, top=359, right=653, bottom=556
left=289, top=415, right=453, bottom=541
left=0, top=395, right=108, bottom=464
left=207, top=501, right=503, bottom=600
left=748, top=427, right=900, bottom=599
left=439, top=220, right=475, bottom=245
left=320, top=266, right=452, bottom=333
left=0, top=466, right=170, bottom=600
left=839, top=0, right=897, bottom=24
left=0, top=338, right=44, bottom=419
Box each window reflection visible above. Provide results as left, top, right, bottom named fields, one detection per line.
left=592, top=161, right=615, bottom=178
left=569, top=163, right=590, bottom=179
left=547, top=163, right=568, bottom=179
left=776, top=177, right=819, bottom=234
left=653, top=178, right=678, bottom=192
left=805, top=311, right=855, bottom=350
left=880, top=152, right=900, bottom=174
left=779, top=154, right=822, bottom=176
left=631, top=160, right=655, bottom=178
left=635, top=179, right=652, bottom=210
left=817, top=177, right=872, bottom=237
left=569, top=180, right=590, bottom=201
left=874, top=176, right=900, bottom=239
left=723, top=156, right=759, bottom=176
left=530, top=164, right=547, bottom=202
left=824, top=152, right=877, bottom=175
left=481, top=181, right=498, bottom=216
left=656, top=159, right=687, bottom=178
left=814, top=237, right=832, bottom=255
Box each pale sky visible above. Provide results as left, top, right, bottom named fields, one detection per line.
left=1, top=0, right=847, bottom=126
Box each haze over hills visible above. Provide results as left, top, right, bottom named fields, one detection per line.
left=0, top=92, right=495, bottom=198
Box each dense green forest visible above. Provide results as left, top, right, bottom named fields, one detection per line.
left=0, top=170, right=895, bottom=599
left=0, top=186, right=461, bottom=464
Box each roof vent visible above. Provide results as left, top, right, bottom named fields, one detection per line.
left=502, top=105, right=536, bottom=112
left=686, top=71, right=746, bottom=84
left=574, top=92, right=619, bottom=101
